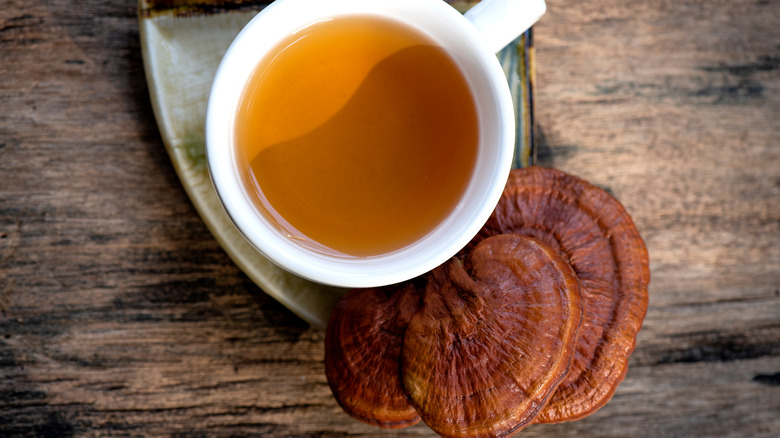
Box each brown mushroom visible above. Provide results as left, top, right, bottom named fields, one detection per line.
left=402, top=234, right=583, bottom=437
left=470, top=166, right=650, bottom=423
left=324, top=280, right=422, bottom=428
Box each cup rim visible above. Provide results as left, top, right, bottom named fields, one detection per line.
left=206, top=0, right=515, bottom=288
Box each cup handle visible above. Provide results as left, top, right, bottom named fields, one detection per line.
left=464, top=0, right=546, bottom=54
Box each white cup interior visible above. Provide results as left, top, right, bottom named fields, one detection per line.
left=206, top=0, right=515, bottom=288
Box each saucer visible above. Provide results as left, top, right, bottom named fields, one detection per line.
left=138, top=0, right=535, bottom=327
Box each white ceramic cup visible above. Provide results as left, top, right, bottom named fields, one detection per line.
left=206, top=0, right=546, bottom=288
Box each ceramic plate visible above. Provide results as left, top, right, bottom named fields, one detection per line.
left=138, top=0, right=535, bottom=328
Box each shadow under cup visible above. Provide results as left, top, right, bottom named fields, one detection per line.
left=207, top=0, right=513, bottom=287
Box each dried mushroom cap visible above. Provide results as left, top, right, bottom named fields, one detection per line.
left=402, top=234, right=583, bottom=438
left=472, top=166, right=650, bottom=423
left=324, top=281, right=422, bottom=428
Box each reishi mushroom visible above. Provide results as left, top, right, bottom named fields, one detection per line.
left=471, top=166, right=650, bottom=423
left=324, top=280, right=423, bottom=428
left=326, top=234, right=582, bottom=436
left=324, top=166, right=650, bottom=436
left=402, top=234, right=582, bottom=437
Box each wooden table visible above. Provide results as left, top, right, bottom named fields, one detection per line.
left=2, top=0, right=778, bottom=436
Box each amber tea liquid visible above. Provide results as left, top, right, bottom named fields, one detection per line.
left=235, top=15, right=478, bottom=257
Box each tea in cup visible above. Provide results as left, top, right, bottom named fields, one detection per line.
left=206, top=0, right=546, bottom=287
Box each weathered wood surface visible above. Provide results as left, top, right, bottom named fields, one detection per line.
left=1, top=0, right=778, bottom=436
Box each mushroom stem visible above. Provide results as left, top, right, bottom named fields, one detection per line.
left=436, top=259, right=487, bottom=332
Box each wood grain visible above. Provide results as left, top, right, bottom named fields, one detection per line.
left=1, top=0, right=779, bottom=436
